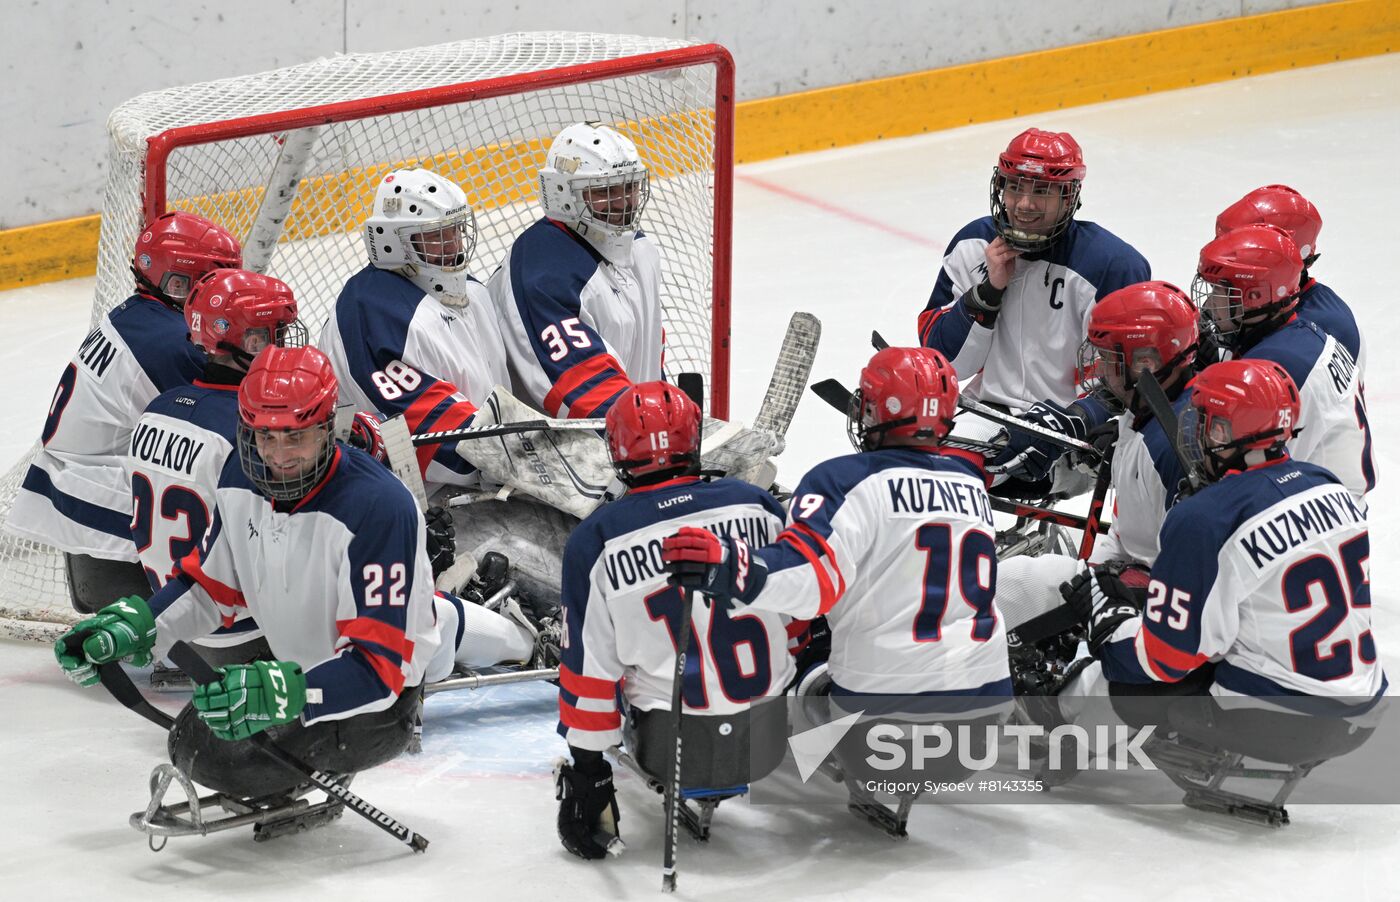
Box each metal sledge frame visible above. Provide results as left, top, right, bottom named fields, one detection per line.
left=608, top=747, right=747, bottom=842
left=131, top=763, right=352, bottom=850
left=1144, top=733, right=1319, bottom=827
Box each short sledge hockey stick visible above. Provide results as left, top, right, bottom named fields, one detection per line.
left=661, top=590, right=696, bottom=893
left=169, top=641, right=430, bottom=853
left=62, top=630, right=176, bottom=730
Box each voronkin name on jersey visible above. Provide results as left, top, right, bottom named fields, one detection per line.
left=862, top=722, right=1157, bottom=772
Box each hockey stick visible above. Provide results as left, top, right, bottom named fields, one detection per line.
left=991, top=498, right=1108, bottom=535
left=676, top=373, right=705, bottom=409
left=410, top=417, right=605, bottom=446
left=377, top=415, right=429, bottom=510
left=754, top=312, right=822, bottom=436
left=168, top=641, right=430, bottom=853
left=61, top=631, right=177, bottom=730
left=811, top=378, right=1095, bottom=457
left=1134, top=371, right=1202, bottom=497
left=661, top=589, right=696, bottom=893
left=1077, top=455, right=1114, bottom=559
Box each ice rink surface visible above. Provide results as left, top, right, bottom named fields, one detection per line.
left=3, top=53, right=1399, bottom=900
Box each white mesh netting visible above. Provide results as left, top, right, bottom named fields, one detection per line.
left=0, top=32, right=729, bottom=640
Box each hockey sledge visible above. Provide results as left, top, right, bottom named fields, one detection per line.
left=130, top=763, right=350, bottom=850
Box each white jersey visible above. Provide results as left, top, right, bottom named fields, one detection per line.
left=148, top=446, right=440, bottom=724
left=558, top=477, right=793, bottom=752
left=8, top=295, right=204, bottom=559
left=1242, top=318, right=1374, bottom=500
left=1095, top=398, right=1191, bottom=567
left=124, top=381, right=237, bottom=587
left=320, top=265, right=509, bottom=492
left=488, top=219, right=662, bottom=419
left=744, top=448, right=1010, bottom=700
left=919, top=217, right=1149, bottom=409
left=1096, top=458, right=1385, bottom=705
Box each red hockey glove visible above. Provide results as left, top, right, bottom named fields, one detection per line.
left=348, top=411, right=387, bottom=463
left=661, top=526, right=763, bottom=606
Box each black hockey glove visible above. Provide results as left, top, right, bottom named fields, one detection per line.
left=1060, top=563, right=1150, bottom=654
left=555, top=750, right=622, bottom=861
left=423, top=505, right=455, bottom=578
left=960, top=279, right=1006, bottom=327
left=989, top=399, right=1091, bottom=482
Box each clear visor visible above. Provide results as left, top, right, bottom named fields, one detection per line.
left=576, top=171, right=650, bottom=231
left=1078, top=342, right=1162, bottom=404
left=237, top=419, right=335, bottom=502
left=1178, top=407, right=1232, bottom=476
left=405, top=214, right=475, bottom=272
left=160, top=272, right=193, bottom=302
left=1190, top=273, right=1243, bottom=334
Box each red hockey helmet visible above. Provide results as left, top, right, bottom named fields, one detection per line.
left=132, top=212, right=242, bottom=309
left=989, top=128, right=1085, bottom=252
left=849, top=347, right=959, bottom=451
left=1183, top=359, right=1300, bottom=480
left=185, top=269, right=306, bottom=365
left=237, top=346, right=339, bottom=501
left=1215, top=184, right=1321, bottom=265
left=1080, top=281, right=1198, bottom=413
left=1192, top=224, right=1303, bottom=350
left=605, top=381, right=702, bottom=486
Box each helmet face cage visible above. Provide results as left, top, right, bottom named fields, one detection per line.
left=989, top=171, right=1082, bottom=252
left=237, top=417, right=336, bottom=502
left=1190, top=273, right=1245, bottom=340
left=401, top=211, right=476, bottom=273
left=572, top=170, right=650, bottom=235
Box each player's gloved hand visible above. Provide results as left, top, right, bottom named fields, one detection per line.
left=192, top=660, right=307, bottom=741
left=989, top=399, right=1090, bottom=481
left=424, top=505, right=456, bottom=578
left=960, top=279, right=1007, bottom=328
left=348, top=411, right=388, bottom=463
left=661, top=527, right=761, bottom=607
left=1060, top=563, right=1150, bottom=654
left=53, top=595, right=157, bottom=687
left=555, top=750, right=623, bottom=860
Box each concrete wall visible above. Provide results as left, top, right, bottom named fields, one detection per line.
left=1, top=0, right=1331, bottom=228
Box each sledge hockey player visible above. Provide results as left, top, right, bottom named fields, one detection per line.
left=1193, top=224, right=1374, bottom=499
left=7, top=212, right=241, bottom=612
left=994, top=281, right=1197, bottom=637
left=54, top=346, right=548, bottom=808
left=664, top=347, right=1011, bottom=834
left=1053, top=360, right=1383, bottom=819
left=320, top=166, right=509, bottom=491
left=488, top=121, right=661, bottom=419
left=553, top=381, right=794, bottom=860
left=125, top=268, right=305, bottom=666
left=918, top=128, right=1149, bottom=413
left=1212, top=184, right=1364, bottom=376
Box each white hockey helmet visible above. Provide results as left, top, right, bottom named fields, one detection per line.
left=539, top=122, right=650, bottom=260
left=364, top=168, right=477, bottom=306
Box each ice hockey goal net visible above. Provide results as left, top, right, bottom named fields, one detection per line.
left=0, top=32, right=734, bottom=641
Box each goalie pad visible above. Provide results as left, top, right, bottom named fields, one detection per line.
left=452, top=388, right=789, bottom=519
left=453, top=388, right=614, bottom=519
left=700, top=417, right=784, bottom=488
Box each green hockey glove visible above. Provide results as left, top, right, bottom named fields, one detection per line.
left=192, top=660, right=307, bottom=741
left=53, top=596, right=157, bottom=686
